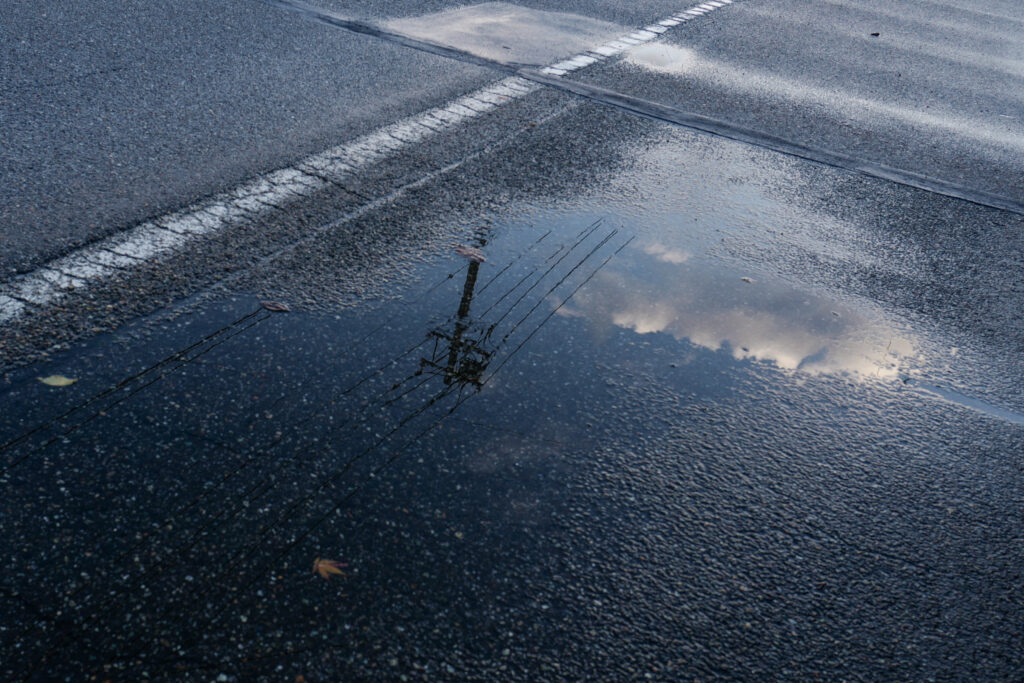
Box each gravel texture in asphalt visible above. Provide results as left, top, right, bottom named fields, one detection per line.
left=2, top=0, right=1023, bottom=679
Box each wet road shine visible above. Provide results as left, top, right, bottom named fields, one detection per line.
left=2, top=0, right=1023, bottom=679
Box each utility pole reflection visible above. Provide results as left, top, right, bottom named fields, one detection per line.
left=420, top=258, right=492, bottom=389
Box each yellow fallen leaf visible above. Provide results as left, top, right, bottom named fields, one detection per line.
left=261, top=300, right=291, bottom=312
left=38, top=375, right=77, bottom=387
left=454, top=244, right=486, bottom=263
left=313, top=557, right=348, bottom=580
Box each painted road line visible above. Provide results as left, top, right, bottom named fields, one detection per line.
left=546, top=0, right=734, bottom=74
left=0, top=77, right=536, bottom=324
left=0, top=2, right=732, bottom=325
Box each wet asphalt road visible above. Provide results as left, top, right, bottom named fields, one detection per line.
left=571, top=0, right=1024, bottom=203
left=1, top=0, right=497, bottom=276
left=2, top=0, right=1024, bottom=680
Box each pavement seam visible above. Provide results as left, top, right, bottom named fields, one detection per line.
left=7, top=0, right=1020, bottom=330
left=268, top=0, right=1024, bottom=215
left=519, top=71, right=1024, bottom=218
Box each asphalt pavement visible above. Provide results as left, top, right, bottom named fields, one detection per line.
left=1, top=0, right=496, bottom=275
left=1, top=0, right=1022, bottom=679
left=567, top=0, right=1024, bottom=203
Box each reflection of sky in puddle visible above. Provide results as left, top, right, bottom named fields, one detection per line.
left=560, top=242, right=914, bottom=379
left=490, top=117, right=921, bottom=381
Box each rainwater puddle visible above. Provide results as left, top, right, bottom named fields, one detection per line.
left=3, top=104, right=1021, bottom=679
left=387, top=2, right=625, bottom=64
left=1, top=196, right=1019, bottom=677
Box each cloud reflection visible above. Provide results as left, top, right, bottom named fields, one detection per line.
left=643, top=242, right=690, bottom=264
left=564, top=247, right=914, bottom=379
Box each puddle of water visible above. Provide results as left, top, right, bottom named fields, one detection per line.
left=0, top=199, right=1016, bottom=677
left=4, top=98, right=1022, bottom=678
left=387, top=2, right=625, bottom=64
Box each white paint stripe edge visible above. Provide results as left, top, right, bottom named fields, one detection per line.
left=0, top=77, right=536, bottom=323
left=0, top=1, right=733, bottom=325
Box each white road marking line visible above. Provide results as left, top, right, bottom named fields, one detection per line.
left=539, top=0, right=738, bottom=76
left=0, top=1, right=734, bottom=325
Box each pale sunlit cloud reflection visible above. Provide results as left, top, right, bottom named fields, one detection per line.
left=565, top=249, right=915, bottom=379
